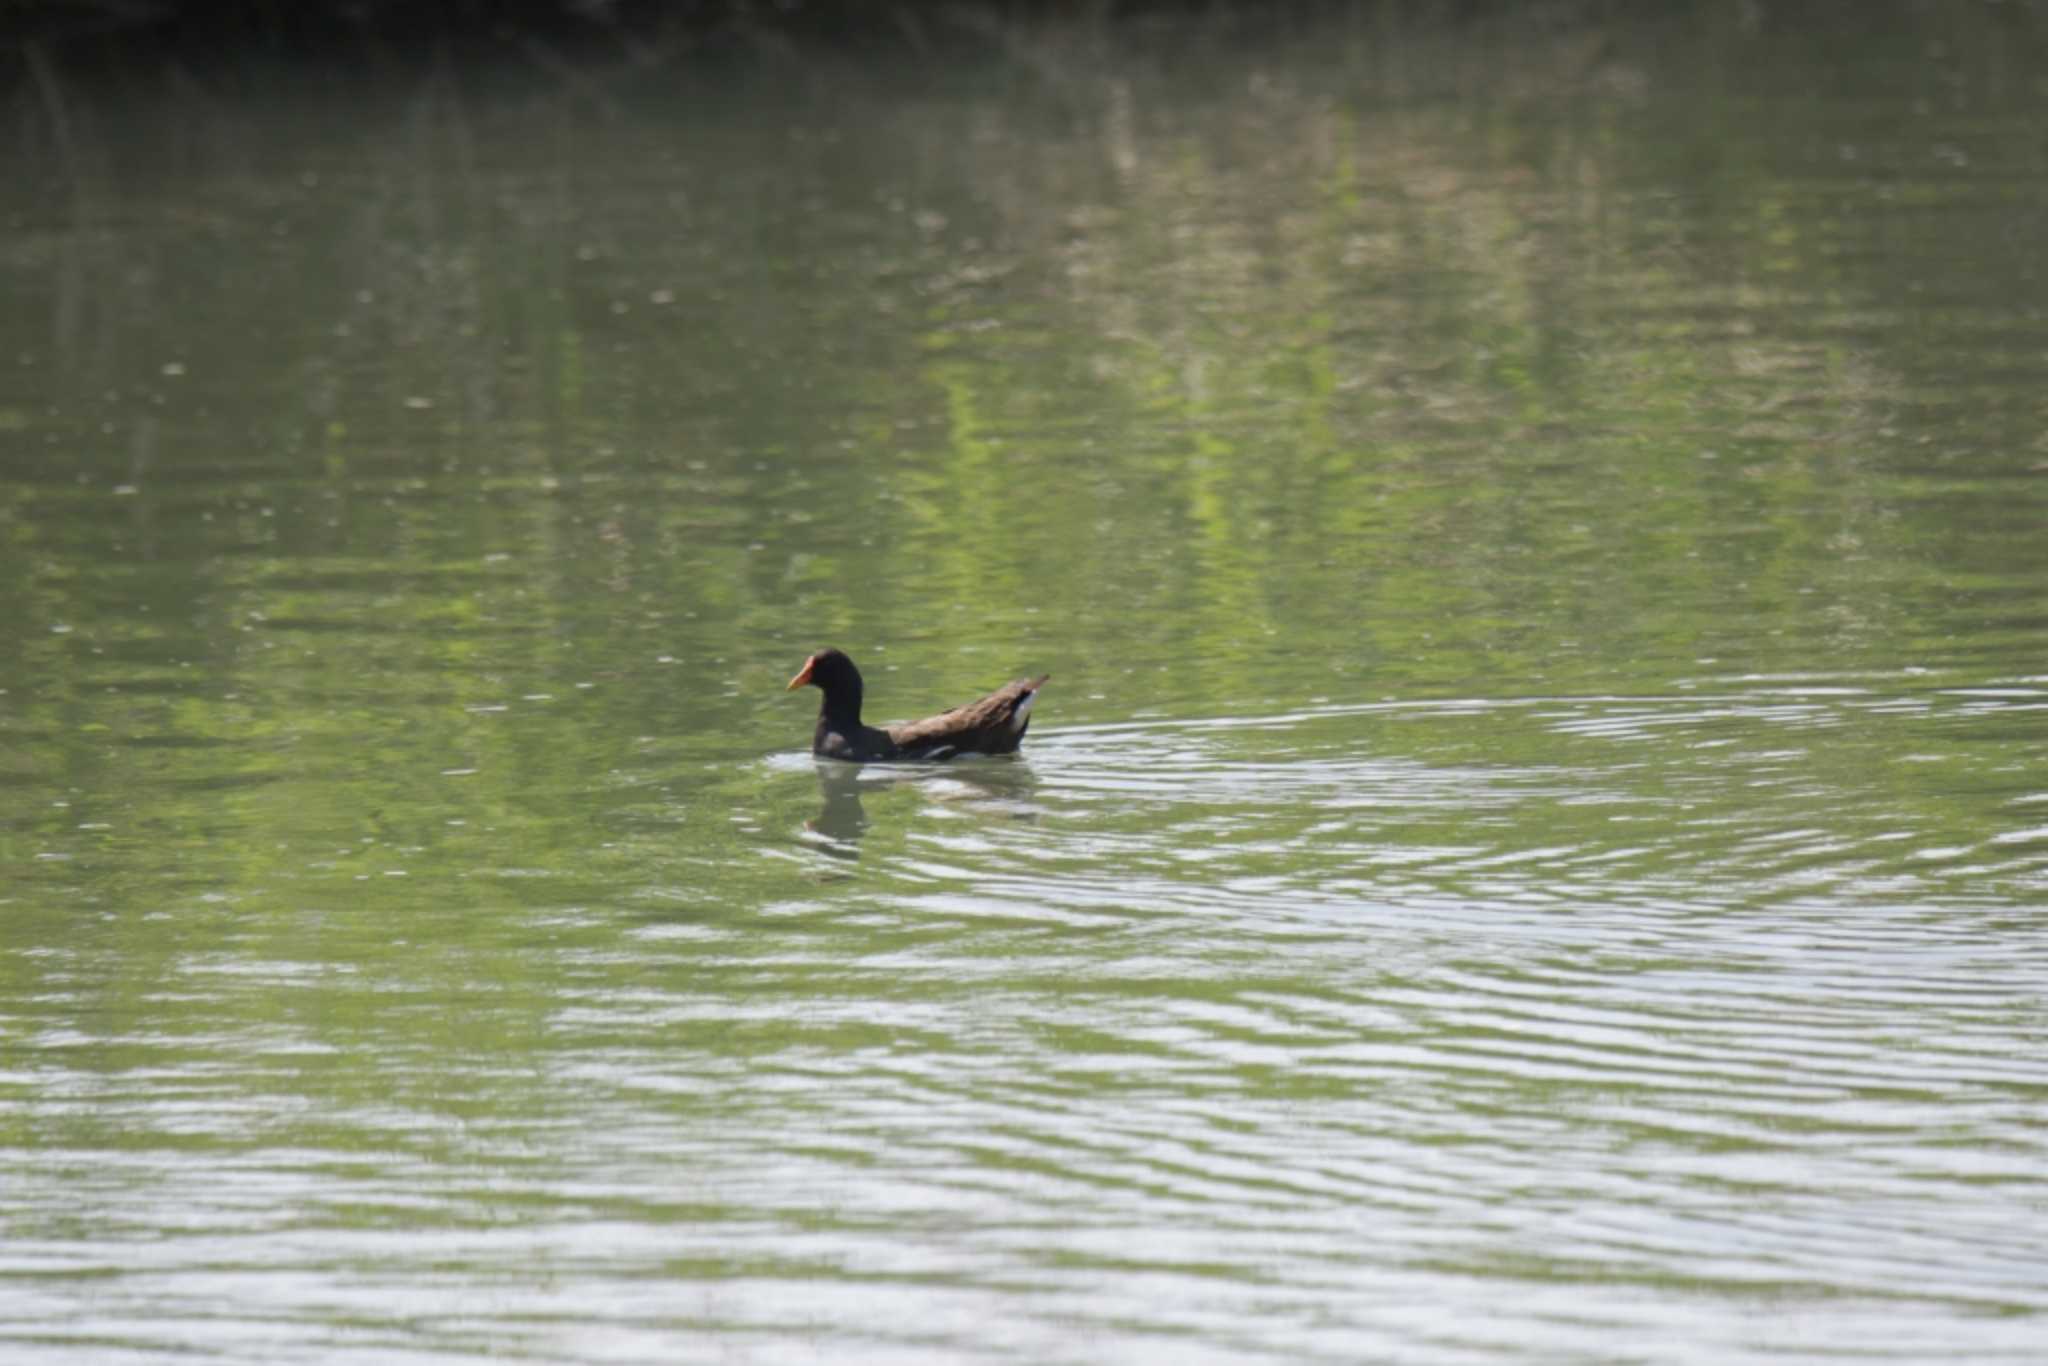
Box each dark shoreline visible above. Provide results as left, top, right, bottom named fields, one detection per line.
left=12, top=0, right=2026, bottom=86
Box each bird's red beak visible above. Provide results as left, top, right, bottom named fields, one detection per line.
left=786, top=655, right=816, bottom=691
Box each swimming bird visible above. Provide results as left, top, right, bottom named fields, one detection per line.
left=786, top=648, right=1047, bottom=761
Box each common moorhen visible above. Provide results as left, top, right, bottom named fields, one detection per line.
left=786, top=648, right=1048, bottom=761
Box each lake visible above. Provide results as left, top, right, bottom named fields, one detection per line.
left=3, top=6, right=2047, bottom=1361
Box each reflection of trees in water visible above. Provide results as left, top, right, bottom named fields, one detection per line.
left=7, top=4, right=2035, bottom=787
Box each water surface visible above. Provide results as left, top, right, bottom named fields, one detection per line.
left=4, top=9, right=2048, bottom=1362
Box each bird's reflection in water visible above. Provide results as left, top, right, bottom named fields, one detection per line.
left=804, top=759, right=1040, bottom=864
left=806, top=764, right=872, bottom=860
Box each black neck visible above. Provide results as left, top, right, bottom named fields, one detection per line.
left=817, top=682, right=864, bottom=730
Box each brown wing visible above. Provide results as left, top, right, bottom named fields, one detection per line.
left=885, top=674, right=1049, bottom=759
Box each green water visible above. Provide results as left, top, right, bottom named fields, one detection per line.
left=4, top=9, right=2047, bottom=1361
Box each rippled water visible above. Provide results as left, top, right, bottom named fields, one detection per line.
left=6, top=7, right=2048, bottom=1362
